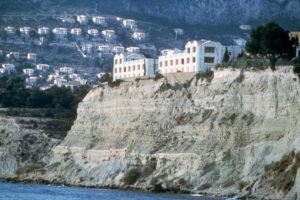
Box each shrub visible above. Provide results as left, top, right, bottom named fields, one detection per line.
left=108, top=79, right=123, bottom=88
left=293, top=57, right=300, bottom=77
left=154, top=73, right=164, bottom=81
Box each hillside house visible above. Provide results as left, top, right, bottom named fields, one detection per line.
left=0, top=64, right=15, bottom=74
left=26, top=76, right=39, bottom=86
left=127, top=46, right=140, bottom=53
left=239, top=24, right=251, bottom=31
left=60, top=66, right=74, bottom=74
left=20, top=27, right=31, bottom=36
left=92, top=16, right=106, bottom=25
left=98, top=45, right=111, bottom=53
left=70, top=28, right=82, bottom=36
left=82, top=44, right=93, bottom=54
left=102, top=30, right=116, bottom=41
left=60, top=16, right=76, bottom=24
left=132, top=31, right=146, bottom=41
left=38, top=27, right=50, bottom=35
left=77, top=15, right=88, bottom=25
left=158, top=40, right=225, bottom=74
left=36, top=64, right=50, bottom=71
left=7, top=52, right=20, bottom=60
left=123, top=19, right=136, bottom=29
left=23, top=68, right=35, bottom=76
left=4, top=26, right=16, bottom=35
left=88, top=29, right=99, bottom=37
left=113, top=53, right=156, bottom=80
left=27, top=53, right=37, bottom=62
left=233, top=38, right=247, bottom=47
left=112, top=46, right=125, bottom=54
left=53, top=28, right=68, bottom=38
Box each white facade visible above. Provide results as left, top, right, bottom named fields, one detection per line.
left=77, top=15, right=88, bottom=25
left=38, top=27, right=50, bottom=35
left=233, top=38, right=247, bottom=47
left=82, top=44, right=93, bottom=54
left=27, top=53, right=37, bottom=61
left=158, top=40, right=224, bottom=74
left=26, top=77, right=39, bottom=85
left=36, top=64, right=50, bottom=71
left=60, top=67, right=74, bottom=74
left=113, top=53, right=156, bottom=80
left=98, top=45, right=111, bottom=53
left=225, top=45, right=243, bottom=60
left=112, top=46, right=125, bottom=54
left=20, top=27, right=31, bottom=35
left=123, top=19, right=136, bottom=29
left=8, top=52, right=20, bottom=59
left=87, top=29, right=99, bottom=37
left=53, top=28, right=68, bottom=37
left=92, top=16, right=106, bottom=25
left=132, top=31, right=146, bottom=41
left=1, top=64, right=15, bottom=74
left=23, top=68, right=35, bottom=76
left=54, top=78, right=67, bottom=87
left=60, top=17, right=76, bottom=24
left=4, top=26, right=16, bottom=34
left=127, top=47, right=140, bottom=53
left=102, top=30, right=116, bottom=41
left=70, top=28, right=82, bottom=36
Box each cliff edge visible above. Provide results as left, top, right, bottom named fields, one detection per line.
left=17, top=68, right=300, bottom=199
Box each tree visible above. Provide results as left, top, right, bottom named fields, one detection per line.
left=223, top=47, right=230, bottom=63
left=246, top=22, right=295, bottom=71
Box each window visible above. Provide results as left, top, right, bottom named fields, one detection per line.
left=187, top=57, right=190, bottom=64
left=193, top=57, right=196, bottom=63
left=204, top=57, right=215, bottom=63
left=124, top=67, right=126, bottom=72
left=128, top=66, right=131, bottom=72
left=160, top=61, right=163, bottom=67
left=115, top=59, right=118, bottom=65
left=170, top=60, right=174, bottom=66
left=165, top=60, right=168, bottom=67
left=181, top=58, right=184, bottom=65
left=205, top=47, right=215, bottom=53
left=193, top=47, right=196, bottom=53
left=176, top=59, right=179, bottom=65
left=119, top=68, right=121, bottom=73
left=119, top=59, right=122, bottom=64
left=187, top=48, right=191, bottom=53
left=138, top=65, right=140, bottom=70
left=133, top=65, right=135, bottom=71
left=114, top=68, right=117, bottom=73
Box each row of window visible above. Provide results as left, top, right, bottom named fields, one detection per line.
left=186, top=46, right=215, bottom=54
left=115, top=59, right=123, bottom=65
left=114, top=73, right=144, bottom=79
left=114, top=64, right=145, bottom=73
left=159, top=57, right=196, bottom=67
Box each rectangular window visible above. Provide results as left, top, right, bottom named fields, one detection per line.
left=165, top=60, right=168, bottom=67
left=115, top=59, right=118, bottom=65
left=160, top=61, right=163, bottom=67
left=119, top=68, right=121, bottom=73
left=138, top=65, right=140, bottom=70
left=124, top=67, right=126, bottom=72
left=128, top=66, right=131, bottom=72
left=204, top=57, right=215, bottom=63
left=133, top=65, right=135, bottom=71
left=119, top=59, right=122, bottom=64
left=187, top=57, right=190, bottom=64
left=176, top=59, right=179, bottom=65
left=205, top=47, right=215, bottom=53
left=193, top=47, right=196, bottom=53
left=170, top=60, right=174, bottom=66
left=193, top=57, right=196, bottom=63
left=114, top=68, right=117, bottom=73
left=187, top=48, right=190, bottom=53
left=181, top=58, right=184, bottom=65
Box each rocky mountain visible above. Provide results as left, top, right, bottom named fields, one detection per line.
left=2, top=0, right=300, bottom=27
left=4, top=67, right=299, bottom=199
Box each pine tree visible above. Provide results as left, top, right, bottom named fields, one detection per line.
left=223, top=47, right=230, bottom=63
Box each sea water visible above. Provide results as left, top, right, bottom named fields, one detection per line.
left=0, top=182, right=224, bottom=200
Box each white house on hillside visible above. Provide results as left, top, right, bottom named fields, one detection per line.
left=87, top=29, right=99, bottom=37
left=38, top=27, right=50, bottom=35
left=92, top=16, right=106, bottom=25
left=53, top=28, right=68, bottom=38
left=20, top=27, right=31, bottom=36
left=77, top=15, right=88, bottom=25
left=123, top=19, right=136, bottom=29
left=113, top=53, right=156, bottom=80
left=4, top=26, right=16, bottom=35
left=158, top=40, right=225, bottom=74
left=132, top=31, right=146, bottom=41
left=27, top=53, right=37, bottom=62
left=70, top=28, right=82, bottom=36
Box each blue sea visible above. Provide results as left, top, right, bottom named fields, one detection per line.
left=0, top=182, right=225, bottom=200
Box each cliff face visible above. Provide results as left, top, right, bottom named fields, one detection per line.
left=16, top=68, right=300, bottom=199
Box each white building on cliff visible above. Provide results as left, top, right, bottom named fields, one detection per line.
left=158, top=40, right=226, bottom=74
left=113, top=53, right=156, bottom=80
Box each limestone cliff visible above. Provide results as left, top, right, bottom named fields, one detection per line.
left=17, top=68, right=300, bottom=199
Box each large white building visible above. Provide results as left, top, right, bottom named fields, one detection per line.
left=113, top=53, right=156, bottom=80
left=87, top=29, right=99, bottom=37
left=20, top=27, right=31, bottom=35
left=102, top=30, right=116, bottom=41
left=36, top=64, right=50, bottom=71
left=122, top=19, right=136, bottom=29
left=158, top=40, right=225, bottom=74
left=1, top=64, right=15, bottom=74
left=27, top=53, right=37, bottom=62
left=4, top=26, right=16, bottom=35
left=132, top=31, right=146, bottom=41
left=23, top=68, right=35, bottom=76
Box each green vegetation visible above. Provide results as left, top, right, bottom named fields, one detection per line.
left=0, top=76, right=90, bottom=118
left=222, top=47, right=230, bottom=63
left=246, top=22, right=297, bottom=71
left=122, top=167, right=141, bottom=185
left=293, top=57, right=300, bottom=77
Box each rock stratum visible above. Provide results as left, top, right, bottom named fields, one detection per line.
left=1, top=68, right=300, bottom=199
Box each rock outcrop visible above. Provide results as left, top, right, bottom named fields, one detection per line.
left=9, top=68, right=300, bottom=199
